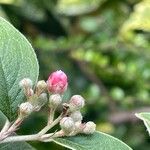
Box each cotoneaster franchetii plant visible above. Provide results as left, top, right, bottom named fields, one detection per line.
left=0, top=17, right=133, bottom=150
left=0, top=70, right=96, bottom=143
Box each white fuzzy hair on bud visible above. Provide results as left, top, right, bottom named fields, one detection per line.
left=69, top=95, right=85, bottom=112
left=49, top=94, right=62, bottom=107
left=60, top=117, right=75, bottom=134
left=19, top=78, right=33, bottom=88
left=19, top=102, right=33, bottom=115
left=83, top=121, right=96, bottom=134
left=70, top=111, right=83, bottom=122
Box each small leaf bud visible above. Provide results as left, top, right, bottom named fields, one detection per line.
left=47, top=70, right=68, bottom=94
left=49, top=94, right=62, bottom=108
left=19, top=102, right=33, bottom=116
left=19, top=78, right=33, bottom=88
left=60, top=117, right=75, bottom=134
left=70, top=111, right=83, bottom=122
left=69, top=95, right=85, bottom=112
left=82, top=121, right=96, bottom=134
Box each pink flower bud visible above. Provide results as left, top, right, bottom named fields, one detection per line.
left=47, top=70, right=68, bottom=94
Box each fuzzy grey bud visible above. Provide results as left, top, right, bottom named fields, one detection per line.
left=60, top=117, right=75, bottom=134
left=19, top=78, right=33, bottom=88
left=49, top=94, right=62, bottom=107
left=36, top=80, right=47, bottom=92
left=83, top=121, right=96, bottom=134
left=70, top=111, right=83, bottom=122
left=69, top=95, right=85, bottom=112
left=33, top=93, right=48, bottom=111
left=19, top=102, right=33, bottom=116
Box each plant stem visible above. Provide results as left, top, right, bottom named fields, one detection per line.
left=0, top=116, right=24, bottom=141
left=38, top=113, right=63, bottom=136
left=0, top=119, right=10, bottom=134
left=0, top=134, right=38, bottom=143
left=0, top=131, right=63, bottom=143
left=7, top=117, right=23, bottom=133
left=48, top=108, right=55, bottom=125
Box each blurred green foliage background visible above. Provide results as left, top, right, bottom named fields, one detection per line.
left=0, top=0, right=150, bottom=149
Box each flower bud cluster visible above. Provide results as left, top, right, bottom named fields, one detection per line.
left=18, top=70, right=96, bottom=136
left=19, top=78, right=48, bottom=116
left=60, top=94, right=96, bottom=135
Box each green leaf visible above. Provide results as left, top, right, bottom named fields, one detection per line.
left=0, top=17, right=39, bottom=121
left=0, top=142, right=36, bottom=150
left=54, top=131, right=132, bottom=150
left=135, top=112, right=150, bottom=136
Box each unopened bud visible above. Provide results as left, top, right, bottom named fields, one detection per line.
left=69, top=95, right=85, bottom=112
left=19, top=78, right=33, bottom=88
left=83, top=121, right=96, bottom=134
left=47, top=70, right=68, bottom=94
left=70, top=111, right=83, bottom=122
left=60, top=117, right=75, bottom=134
left=19, top=102, right=33, bottom=116
left=36, top=80, right=47, bottom=92
left=49, top=94, right=62, bottom=107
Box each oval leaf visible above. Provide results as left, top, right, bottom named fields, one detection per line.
left=54, top=131, right=132, bottom=150
left=0, top=17, right=39, bottom=120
